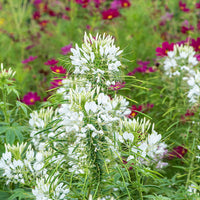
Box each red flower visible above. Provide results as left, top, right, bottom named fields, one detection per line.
left=168, top=146, right=187, bottom=159
left=156, top=41, right=174, bottom=57
left=44, top=59, right=59, bottom=66
left=181, top=25, right=194, bottom=34
left=39, top=20, right=49, bottom=27
left=121, top=0, right=131, bottom=8
left=48, top=10, right=57, bottom=17
left=60, top=44, right=72, bottom=55
left=179, top=1, right=190, bottom=12
left=102, top=9, right=120, bottom=20
left=190, top=38, right=200, bottom=52
left=50, top=66, right=66, bottom=74
left=22, top=56, right=38, bottom=64
left=127, top=105, right=142, bottom=118
left=33, top=11, right=41, bottom=20
left=109, top=82, right=125, bottom=90
left=22, top=92, right=40, bottom=105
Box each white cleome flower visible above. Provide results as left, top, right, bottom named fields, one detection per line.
left=187, top=70, right=200, bottom=104
left=163, top=44, right=198, bottom=77
left=70, top=32, right=123, bottom=83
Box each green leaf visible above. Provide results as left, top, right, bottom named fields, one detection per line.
left=0, top=191, right=10, bottom=199
left=8, top=188, right=34, bottom=200
left=6, top=129, right=15, bottom=145
left=16, top=101, right=31, bottom=116
left=0, top=126, right=9, bottom=134
left=14, top=129, right=24, bottom=143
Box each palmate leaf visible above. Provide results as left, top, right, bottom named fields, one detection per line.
left=6, top=128, right=15, bottom=145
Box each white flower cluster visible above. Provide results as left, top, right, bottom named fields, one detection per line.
left=186, top=70, right=200, bottom=104
left=163, top=45, right=198, bottom=77
left=32, top=174, right=69, bottom=200
left=70, top=32, right=122, bottom=83
left=114, top=118, right=168, bottom=168
left=162, top=44, right=200, bottom=105
left=0, top=143, right=48, bottom=185
left=0, top=63, right=16, bottom=79
left=29, top=107, right=60, bottom=150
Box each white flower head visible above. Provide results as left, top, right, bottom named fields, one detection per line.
left=70, top=33, right=123, bottom=83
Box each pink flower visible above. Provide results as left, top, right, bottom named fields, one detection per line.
left=110, top=0, right=121, bottom=9
left=168, top=146, right=187, bottom=159
left=50, top=66, right=66, bottom=74
left=22, top=56, right=38, bottom=64
left=195, top=54, right=200, bottom=61
left=44, top=59, right=59, bottom=66
left=190, top=38, right=200, bottom=52
left=109, top=82, right=125, bottom=90
left=156, top=41, right=174, bottom=57
left=102, top=9, right=120, bottom=20
left=179, top=1, right=190, bottom=12
left=22, top=92, right=40, bottom=105
left=159, top=12, right=173, bottom=26
left=60, top=44, right=72, bottom=55
left=111, top=0, right=131, bottom=9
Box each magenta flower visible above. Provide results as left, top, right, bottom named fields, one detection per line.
left=196, top=2, right=200, bottom=9
left=102, top=9, right=120, bottom=20
left=126, top=105, right=143, bottom=118
left=44, top=59, right=59, bottom=66
left=190, top=38, right=200, bottom=52
left=121, top=0, right=131, bottom=8
left=60, top=44, right=72, bottom=55
left=110, top=0, right=121, bottom=9
left=156, top=41, right=174, bottom=57
left=33, top=0, right=42, bottom=5
left=195, top=54, right=200, bottom=61
left=33, top=11, right=41, bottom=20
left=181, top=24, right=194, bottom=34
left=76, top=0, right=90, bottom=8
left=50, top=77, right=65, bottom=89
left=109, top=82, right=125, bottom=90
left=168, top=146, right=187, bottom=160
left=179, top=1, right=190, bottom=12
left=50, top=66, right=66, bottom=74
left=22, top=56, right=38, bottom=64
left=127, top=60, right=156, bottom=75
left=22, top=92, right=40, bottom=105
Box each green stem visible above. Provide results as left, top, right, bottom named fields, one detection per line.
left=2, top=88, right=9, bottom=123
left=186, top=137, right=196, bottom=188
left=135, top=168, right=143, bottom=200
